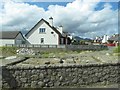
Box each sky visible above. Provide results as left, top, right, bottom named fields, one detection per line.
left=0, top=0, right=119, bottom=38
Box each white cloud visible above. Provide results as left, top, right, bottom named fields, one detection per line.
left=1, top=0, right=118, bottom=38
left=1, top=1, right=46, bottom=31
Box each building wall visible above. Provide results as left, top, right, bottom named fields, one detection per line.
left=2, top=63, right=119, bottom=88
left=27, top=22, right=59, bottom=45
left=102, top=35, right=109, bottom=43
left=0, top=33, right=26, bottom=46
left=15, top=33, right=26, bottom=44
left=0, top=39, right=15, bottom=46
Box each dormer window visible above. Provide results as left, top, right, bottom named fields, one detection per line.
left=39, top=28, right=46, bottom=33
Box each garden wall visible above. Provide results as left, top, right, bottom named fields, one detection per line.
left=2, top=63, right=120, bottom=88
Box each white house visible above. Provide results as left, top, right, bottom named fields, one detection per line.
left=108, top=34, right=120, bottom=46
left=102, top=35, right=109, bottom=43
left=25, top=17, right=71, bottom=45
left=0, top=31, right=26, bottom=46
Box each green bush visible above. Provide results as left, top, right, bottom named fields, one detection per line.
left=113, top=46, right=120, bottom=53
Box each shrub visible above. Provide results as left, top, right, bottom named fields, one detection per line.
left=113, top=46, right=120, bottom=53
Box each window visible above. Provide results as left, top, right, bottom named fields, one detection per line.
left=51, top=32, right=54, bottom=34
left=39, top=28, right=46, bottom=33
left=40, top=38, right=44, bottom=44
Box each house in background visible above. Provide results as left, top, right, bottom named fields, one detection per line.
left=93, top=35, right=110, bottom=45
left=108, top=34, right=120, bottom=46
left=0, top=31, right=26, bottom=46
left=93, top=34, right=120, bottom=46
left=102, top=35, right=109, bottom=44
left=94, top=36, right=102, bottom=43
left=25, top=17, right=71, bottom=45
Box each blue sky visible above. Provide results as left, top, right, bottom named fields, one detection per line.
left=27, top=2, right=69, bottom=10
left=95, top=2, right=118, bottom=11
left=27, top=2, right=118, bottom=11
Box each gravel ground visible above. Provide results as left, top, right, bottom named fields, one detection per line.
left=16, top=48, right=119, bottom=66
left=1, top=47, right=119, bottom=66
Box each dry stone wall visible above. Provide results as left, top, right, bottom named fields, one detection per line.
left=2, top=63, right=120, bottom=88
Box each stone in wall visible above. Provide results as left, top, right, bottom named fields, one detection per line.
left=2, top=63, right=120, bottom=88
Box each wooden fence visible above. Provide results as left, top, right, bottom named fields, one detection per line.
left=5, top=44, right=108, bottom=50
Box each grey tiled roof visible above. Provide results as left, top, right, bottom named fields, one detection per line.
left=0, top=31, right=20, bottom=39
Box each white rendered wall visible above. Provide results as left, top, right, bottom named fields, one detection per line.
left=0, top=33, right=26, bottom=46
left=0, top=39, right=15, bottom=46
left=102, top=35, right=109, bottom=43
left=27, top=22, right=59, bottom=45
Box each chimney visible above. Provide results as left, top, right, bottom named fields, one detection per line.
left=58, top=25, right=63, bottom=34
left=49, top=17, right=53, bottom=26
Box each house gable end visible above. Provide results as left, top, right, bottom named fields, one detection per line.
left=25, top=19, right=45, bottom=38
left=15, top=32, right=26, bottom=41
left=25, top=19, right=62, bottom=38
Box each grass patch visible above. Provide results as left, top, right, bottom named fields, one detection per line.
left=0, top=46, right=18, bottom=57
left=39, top=50, right=82, bottom=58
left=0, top=46, right=91, bottom=58
left=113, top=46, right=120, bottom=53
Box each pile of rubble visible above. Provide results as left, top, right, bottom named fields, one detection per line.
left=16, top=48, right=35, bottom=55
